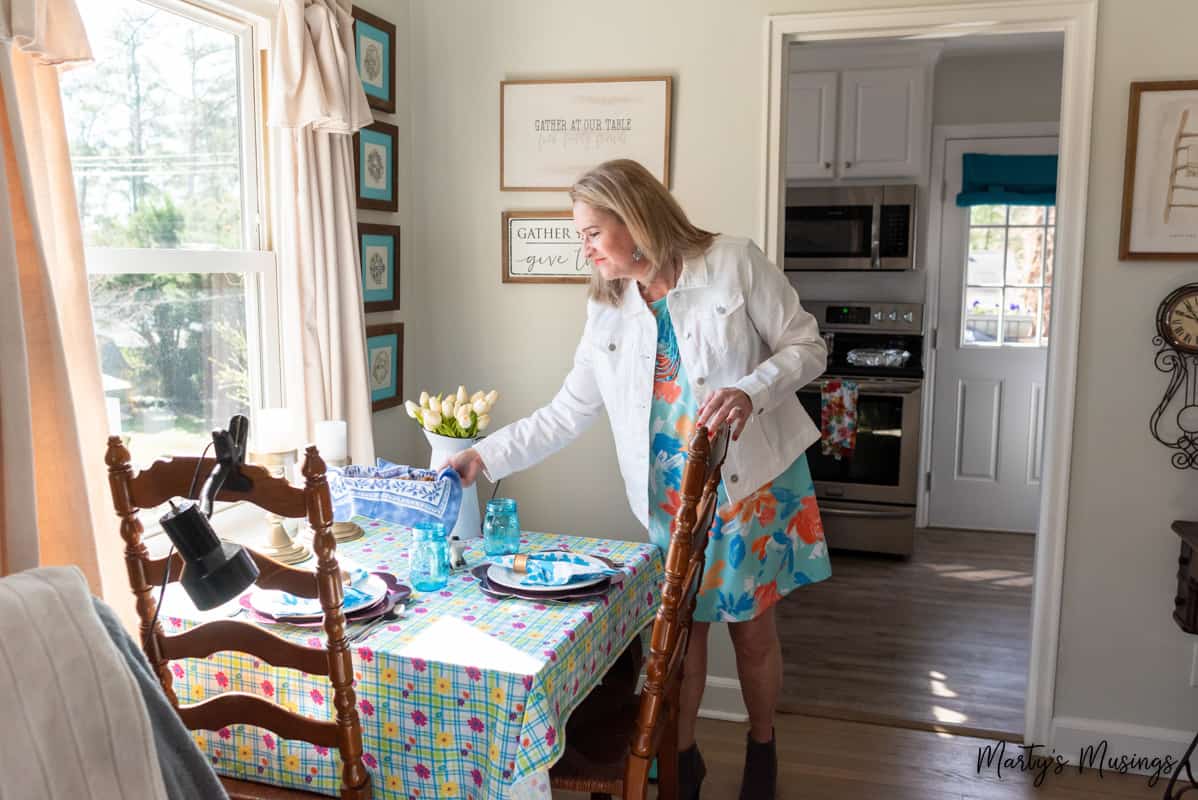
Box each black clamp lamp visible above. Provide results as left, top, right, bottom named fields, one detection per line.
left=158, top=415, right=261, bottom=610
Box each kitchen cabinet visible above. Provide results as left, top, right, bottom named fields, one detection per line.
left=786, top=50, right=936, bottom=181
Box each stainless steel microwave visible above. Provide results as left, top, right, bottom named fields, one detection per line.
left=783, top=184, right=916, bottom=271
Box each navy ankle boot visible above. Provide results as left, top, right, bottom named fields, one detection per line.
left=738, top=730, right=777, bottom=800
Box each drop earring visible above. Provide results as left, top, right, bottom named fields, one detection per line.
left=631, top=247, right=644, bottom=262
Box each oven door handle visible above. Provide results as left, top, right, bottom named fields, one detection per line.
left=820, top=506, right=914, bottom=520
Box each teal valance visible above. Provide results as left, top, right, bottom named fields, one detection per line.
left=955, top=153, right=1058, bottom=207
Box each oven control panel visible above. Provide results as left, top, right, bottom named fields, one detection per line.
left=806, top=301, right=923, bottom=333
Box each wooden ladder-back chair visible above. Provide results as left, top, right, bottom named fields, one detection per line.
left=104, top=437, right=372, bottom=800
left=549, top=423, right=730, bottom=800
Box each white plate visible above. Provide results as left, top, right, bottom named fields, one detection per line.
left=485, top=553, right=611, bottom=593
left=251, top=573, right=388, bottom=619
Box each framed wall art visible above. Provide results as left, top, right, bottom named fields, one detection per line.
left=500, top=76, right=672, bottom=191
left=501, top=211, right=590, bottom=284
left=351, top=6, right=395, bottom=113
left=359, top=222, right=401, bottom=311
left=1119, top=80, right=1198, bottom=260
left=366, top=323, right=403, bottom=412
left=355, top=120, right=399, bottom=212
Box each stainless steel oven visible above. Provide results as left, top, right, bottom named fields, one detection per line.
left=798, top=301, right=925, bottom=556
left=783, top=184, right=916, bottom=271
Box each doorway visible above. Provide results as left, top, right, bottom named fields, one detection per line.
left=761, top=1, right=1097, bottom=745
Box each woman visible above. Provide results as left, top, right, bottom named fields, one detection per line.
left=449, top=159, right=830, bottom=800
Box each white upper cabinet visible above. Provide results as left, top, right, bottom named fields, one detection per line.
left=838, top=66, right=926, bottom=179
left=786, top=71, right=837, bottom=180
left=785, top=44, right=938, bottom=182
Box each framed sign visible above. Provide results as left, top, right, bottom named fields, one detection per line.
left=1120, top=80, right=1198, bottom=260
left=354, top=121, right=399, bottom=212
left=500, top=76, right=672, bottom=191
left=358, top=222, right=400, bottom=312
left=351, top=6, right=395, bottom=113
left=366, top=323, right=403, bottom=412
left=501, top=211, right=590, bottom=284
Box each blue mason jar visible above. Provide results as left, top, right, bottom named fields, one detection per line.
left=483, top=498, right=521, bottom=557
left=409, top=522, right=449, bottom=592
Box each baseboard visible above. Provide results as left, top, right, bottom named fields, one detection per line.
left=698, top=675, right=748, bottom=722
left=1051, top=716, right=1196, bottom=777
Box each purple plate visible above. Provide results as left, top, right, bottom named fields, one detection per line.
left=247, top=573, right=410, bottom=627
left=469, top=564, right=615, bottom=602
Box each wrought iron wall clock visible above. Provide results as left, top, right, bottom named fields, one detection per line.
left=1152, top=283, right=1198, bottom=468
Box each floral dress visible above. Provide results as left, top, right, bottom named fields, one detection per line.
left=647, top=295, right=832, bottom=623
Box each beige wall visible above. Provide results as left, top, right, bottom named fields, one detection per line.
left=385, top=0, right=1198, bottom=733
left=934, top=48, right=1064, bottom=126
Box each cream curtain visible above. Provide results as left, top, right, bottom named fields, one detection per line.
left=0, top=0, right=129, bottom=619
left=270, top=0, right=376, bottom=465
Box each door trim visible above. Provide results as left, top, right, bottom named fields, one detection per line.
left=761, top=1, right=1099, bottom=749
left=919, top=122, right=1060, bottom=530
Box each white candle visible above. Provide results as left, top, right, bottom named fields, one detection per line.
left=315, top=419, right=348, bottom=462
left=255, top=408, right=296, bottom=454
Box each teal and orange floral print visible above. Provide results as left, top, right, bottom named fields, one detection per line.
left=646, top=295, right=832, bottom=623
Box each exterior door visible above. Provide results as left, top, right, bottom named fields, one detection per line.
left=928, top=135, right=1058, bottom=532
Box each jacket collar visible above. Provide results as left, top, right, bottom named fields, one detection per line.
left=619, top=249, right=711, bottom=317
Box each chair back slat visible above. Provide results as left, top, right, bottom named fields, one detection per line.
left=162, top=620, right=330, bottom=676
left=628, top=424, right=729, bottom=776
left=128, top=456, right=308, bottom=517
left=104, top=436, right=371, bottom=799
left=144, top=550, right=320, bottom=599
left=179, top=692, right=340, bottom=748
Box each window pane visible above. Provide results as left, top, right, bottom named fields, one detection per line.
left=1003, top=288, right=1041, bottom=345
left=62, top=0, right=244, bottom=249
left=970, top=205, right=1006, bottom=226
left=1045, top=228, right=1055, bottom=286
left=1009, top=206, right=1049, bottom=225
left=967, top=227, right=1006, bottom=285
left=92, top=273, right=251, bottom=466
left=964, top=287, right=1002, bottom=345
left=1041, top=287, right=1053, bottom=347
left=1048, top=206, right=1056, bottom=225
left=1005, top=227, right=1049, bottom=286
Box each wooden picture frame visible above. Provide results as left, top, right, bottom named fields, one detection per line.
left=354, top=121, right=399, bottom=212
left=1119, top=80, right=1198, bottom=260
left=351, top=6, right=396, bottom=114
left=500, top=76, right=672, bottom=191
left=501, top=211, right=591, bottom=284
left=358, top=223, right=401, bottom=312
left=366, top=323, right=403, bottom=412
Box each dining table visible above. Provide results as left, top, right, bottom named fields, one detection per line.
left=158, top=517, right=665, bottom=800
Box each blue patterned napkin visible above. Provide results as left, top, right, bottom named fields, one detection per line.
left=328, top=459, right=462, bottom=532
left=489, top=551, right=619, bottom=587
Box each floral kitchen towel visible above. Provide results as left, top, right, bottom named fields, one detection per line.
left=820, top=378, right=859, bottom=460
left=488, top=551, right=619, bottom=587
left=328, top=462, right=462, bottom=532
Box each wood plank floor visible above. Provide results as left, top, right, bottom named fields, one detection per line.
left=558, top=714, right=1173, bottom=799
left=776, top=528, right=1035, bottom=736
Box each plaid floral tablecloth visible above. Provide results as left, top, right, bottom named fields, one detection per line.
left=160, top=519, right=663, bottom=800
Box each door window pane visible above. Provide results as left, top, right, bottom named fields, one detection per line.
left=964, top=288, right=1002, bottom=344
left=1005, top=227, right=1049, bottom=286
left=967, top=228, right=1006, bottom=285
left=1009, top=206, right=1049, bottom=225
left=1003, top=288, right=1042, bottom=345
left=969, top=205, right=1006, bottom=226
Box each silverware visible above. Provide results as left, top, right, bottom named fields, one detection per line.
left=348, top=606, right=403, bottom=643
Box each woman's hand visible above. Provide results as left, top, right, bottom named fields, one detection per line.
left=696, top=388, right=753, bottom=441
left=441, top=447, right=485, bottom=487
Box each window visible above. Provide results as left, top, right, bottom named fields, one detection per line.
left=962, top=205, right=1055, bottom=347
left=62, top=0, right=279, bottom=470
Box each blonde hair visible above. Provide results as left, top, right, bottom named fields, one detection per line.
left=570, top=159, right=717, bottom=305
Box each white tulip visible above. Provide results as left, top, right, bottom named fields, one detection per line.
left=470, top=390, right=484, bottom=403
left=419, top=391, right=430, bottom=409
left=484, top=389, right=499, bottom=405
left=405, top=400, right=420, bottom=418
left=456, top=385, right=468, bottom=404
left=456, top=405, right=473, bottom=429
left=423, top=410, right=442, bottom=431
left=441, top=398, right=455, bottom=417
left=472, top=397, right=488, bottom=414
left=477, top=413, right=491, bottom=431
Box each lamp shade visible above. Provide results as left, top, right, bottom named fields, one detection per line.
left=159, top=501, right=259, bottom=610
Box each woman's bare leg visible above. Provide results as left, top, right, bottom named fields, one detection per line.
left=728, top=605, right=781, bottom=742
left=678, top=620, right=710, bottom=749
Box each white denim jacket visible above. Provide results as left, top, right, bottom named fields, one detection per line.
left=473, top=236, right=827, bottom=529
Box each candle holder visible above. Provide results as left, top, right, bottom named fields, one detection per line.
left=251, top=449, right=312, bottom=564
left=316, top=420, right=365, bottom=543
left=325, top=453, right=366, bottom=544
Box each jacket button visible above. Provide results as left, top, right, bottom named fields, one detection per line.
left=716, top=305, right=726, bottom=314
left=608, top=343, right=616, bottom=351
left=729, top=474, right=739, bottom=483
left=696, top=377, right=705, bottom=386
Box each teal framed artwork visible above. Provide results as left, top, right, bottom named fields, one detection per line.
left=354, top=121, right=398, bottom=211
left=358, top=222, right=400, bottom=312
left=366, top=323, right=403, bottom=412
left=351, top=6, right=395, bottom=113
